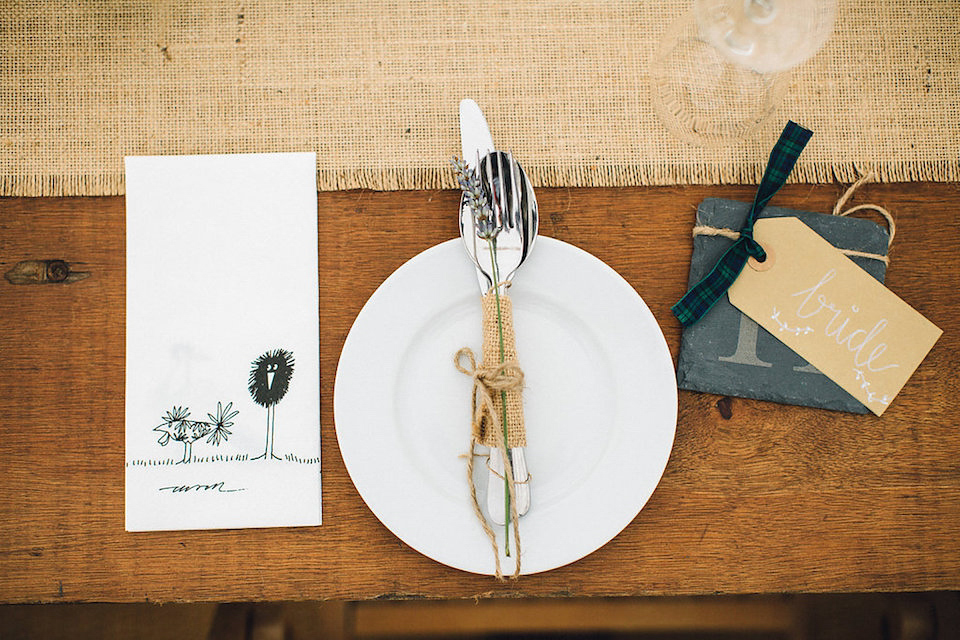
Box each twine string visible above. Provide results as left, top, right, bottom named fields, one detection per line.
left=454, top=347, right=524, bottom=580
left=485, top=457, right=531, bottom=484
left=485, top=279, right=513, bottom=296
left=832, top=170, right=896, bottom=248
left=693, top=171, right=895, bottom=265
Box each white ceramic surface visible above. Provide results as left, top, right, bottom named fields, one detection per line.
left=334, top=236, right=677, bottom=575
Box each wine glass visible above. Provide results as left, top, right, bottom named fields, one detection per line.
left=651, top=0, right=836, bottom=147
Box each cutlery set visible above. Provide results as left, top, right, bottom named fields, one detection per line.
left=335, top=98, right=678, bottom=577
left=457, top=99, right=539, bottom=528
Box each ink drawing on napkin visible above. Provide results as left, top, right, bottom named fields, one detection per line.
left=124, top=152, right=321, bottom=532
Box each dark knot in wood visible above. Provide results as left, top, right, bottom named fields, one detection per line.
left=716, top=396, right=733, bottom=420
left=4, top=259, right=90, bottom=285
left=46, top=260, right=69, bottom=282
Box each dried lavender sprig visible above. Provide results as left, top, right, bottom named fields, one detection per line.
left=451, top=156, right=497, bottom=239
left=451, top=155, right=489, bottom=217
left=451, top=154, right=514, bottom=554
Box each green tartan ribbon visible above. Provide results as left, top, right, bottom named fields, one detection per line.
left=671, top=121, right=813, bottom=328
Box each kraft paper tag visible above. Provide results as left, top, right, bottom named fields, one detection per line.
left=727, top=217, right=941, bottom=416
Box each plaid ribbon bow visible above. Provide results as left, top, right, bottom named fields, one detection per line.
left=671, top=121, right=813, bottom=328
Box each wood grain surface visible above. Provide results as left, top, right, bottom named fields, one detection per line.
left=0, top=182, right=958, bottom=603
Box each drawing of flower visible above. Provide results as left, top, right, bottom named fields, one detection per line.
left=154, top=402, right=238, bottom=463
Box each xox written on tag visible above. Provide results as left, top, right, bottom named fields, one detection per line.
left=727, top=217, right=942, bottom=416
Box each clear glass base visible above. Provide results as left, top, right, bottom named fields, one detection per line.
left=650, top=11, right=790, bottom=148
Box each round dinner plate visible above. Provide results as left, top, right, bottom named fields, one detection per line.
left=334, top=236, right=677, bottom=575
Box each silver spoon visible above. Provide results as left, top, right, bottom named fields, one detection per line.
left=459, top=150, right=538, bottom=525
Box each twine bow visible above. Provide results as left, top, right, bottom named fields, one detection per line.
left=672, top=121, right=813, bottom=327
left=454, top=347, right=524, bottom=580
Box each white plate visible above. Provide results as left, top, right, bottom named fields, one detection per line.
left=334, top=237, right=677, bottom=575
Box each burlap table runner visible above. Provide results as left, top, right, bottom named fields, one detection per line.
left=1, top=1, right=957, bottom=196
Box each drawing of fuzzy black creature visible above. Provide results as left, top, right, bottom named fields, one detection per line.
left=249, top=348, right=295, bottom=460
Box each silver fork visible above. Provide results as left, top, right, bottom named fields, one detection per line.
left=481, top=151, right=536, bottom=524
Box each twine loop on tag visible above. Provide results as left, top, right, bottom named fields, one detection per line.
left=833, top=170, right=896, bottom=250
left=454, top=347, right=523, bottom=580
left=692, top=170, right=895, bottom=267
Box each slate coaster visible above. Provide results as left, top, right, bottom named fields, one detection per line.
left=676, top=198, right=890, bottom=413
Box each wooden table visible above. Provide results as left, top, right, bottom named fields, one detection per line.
left=1, top=182, right=958, bottom=603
